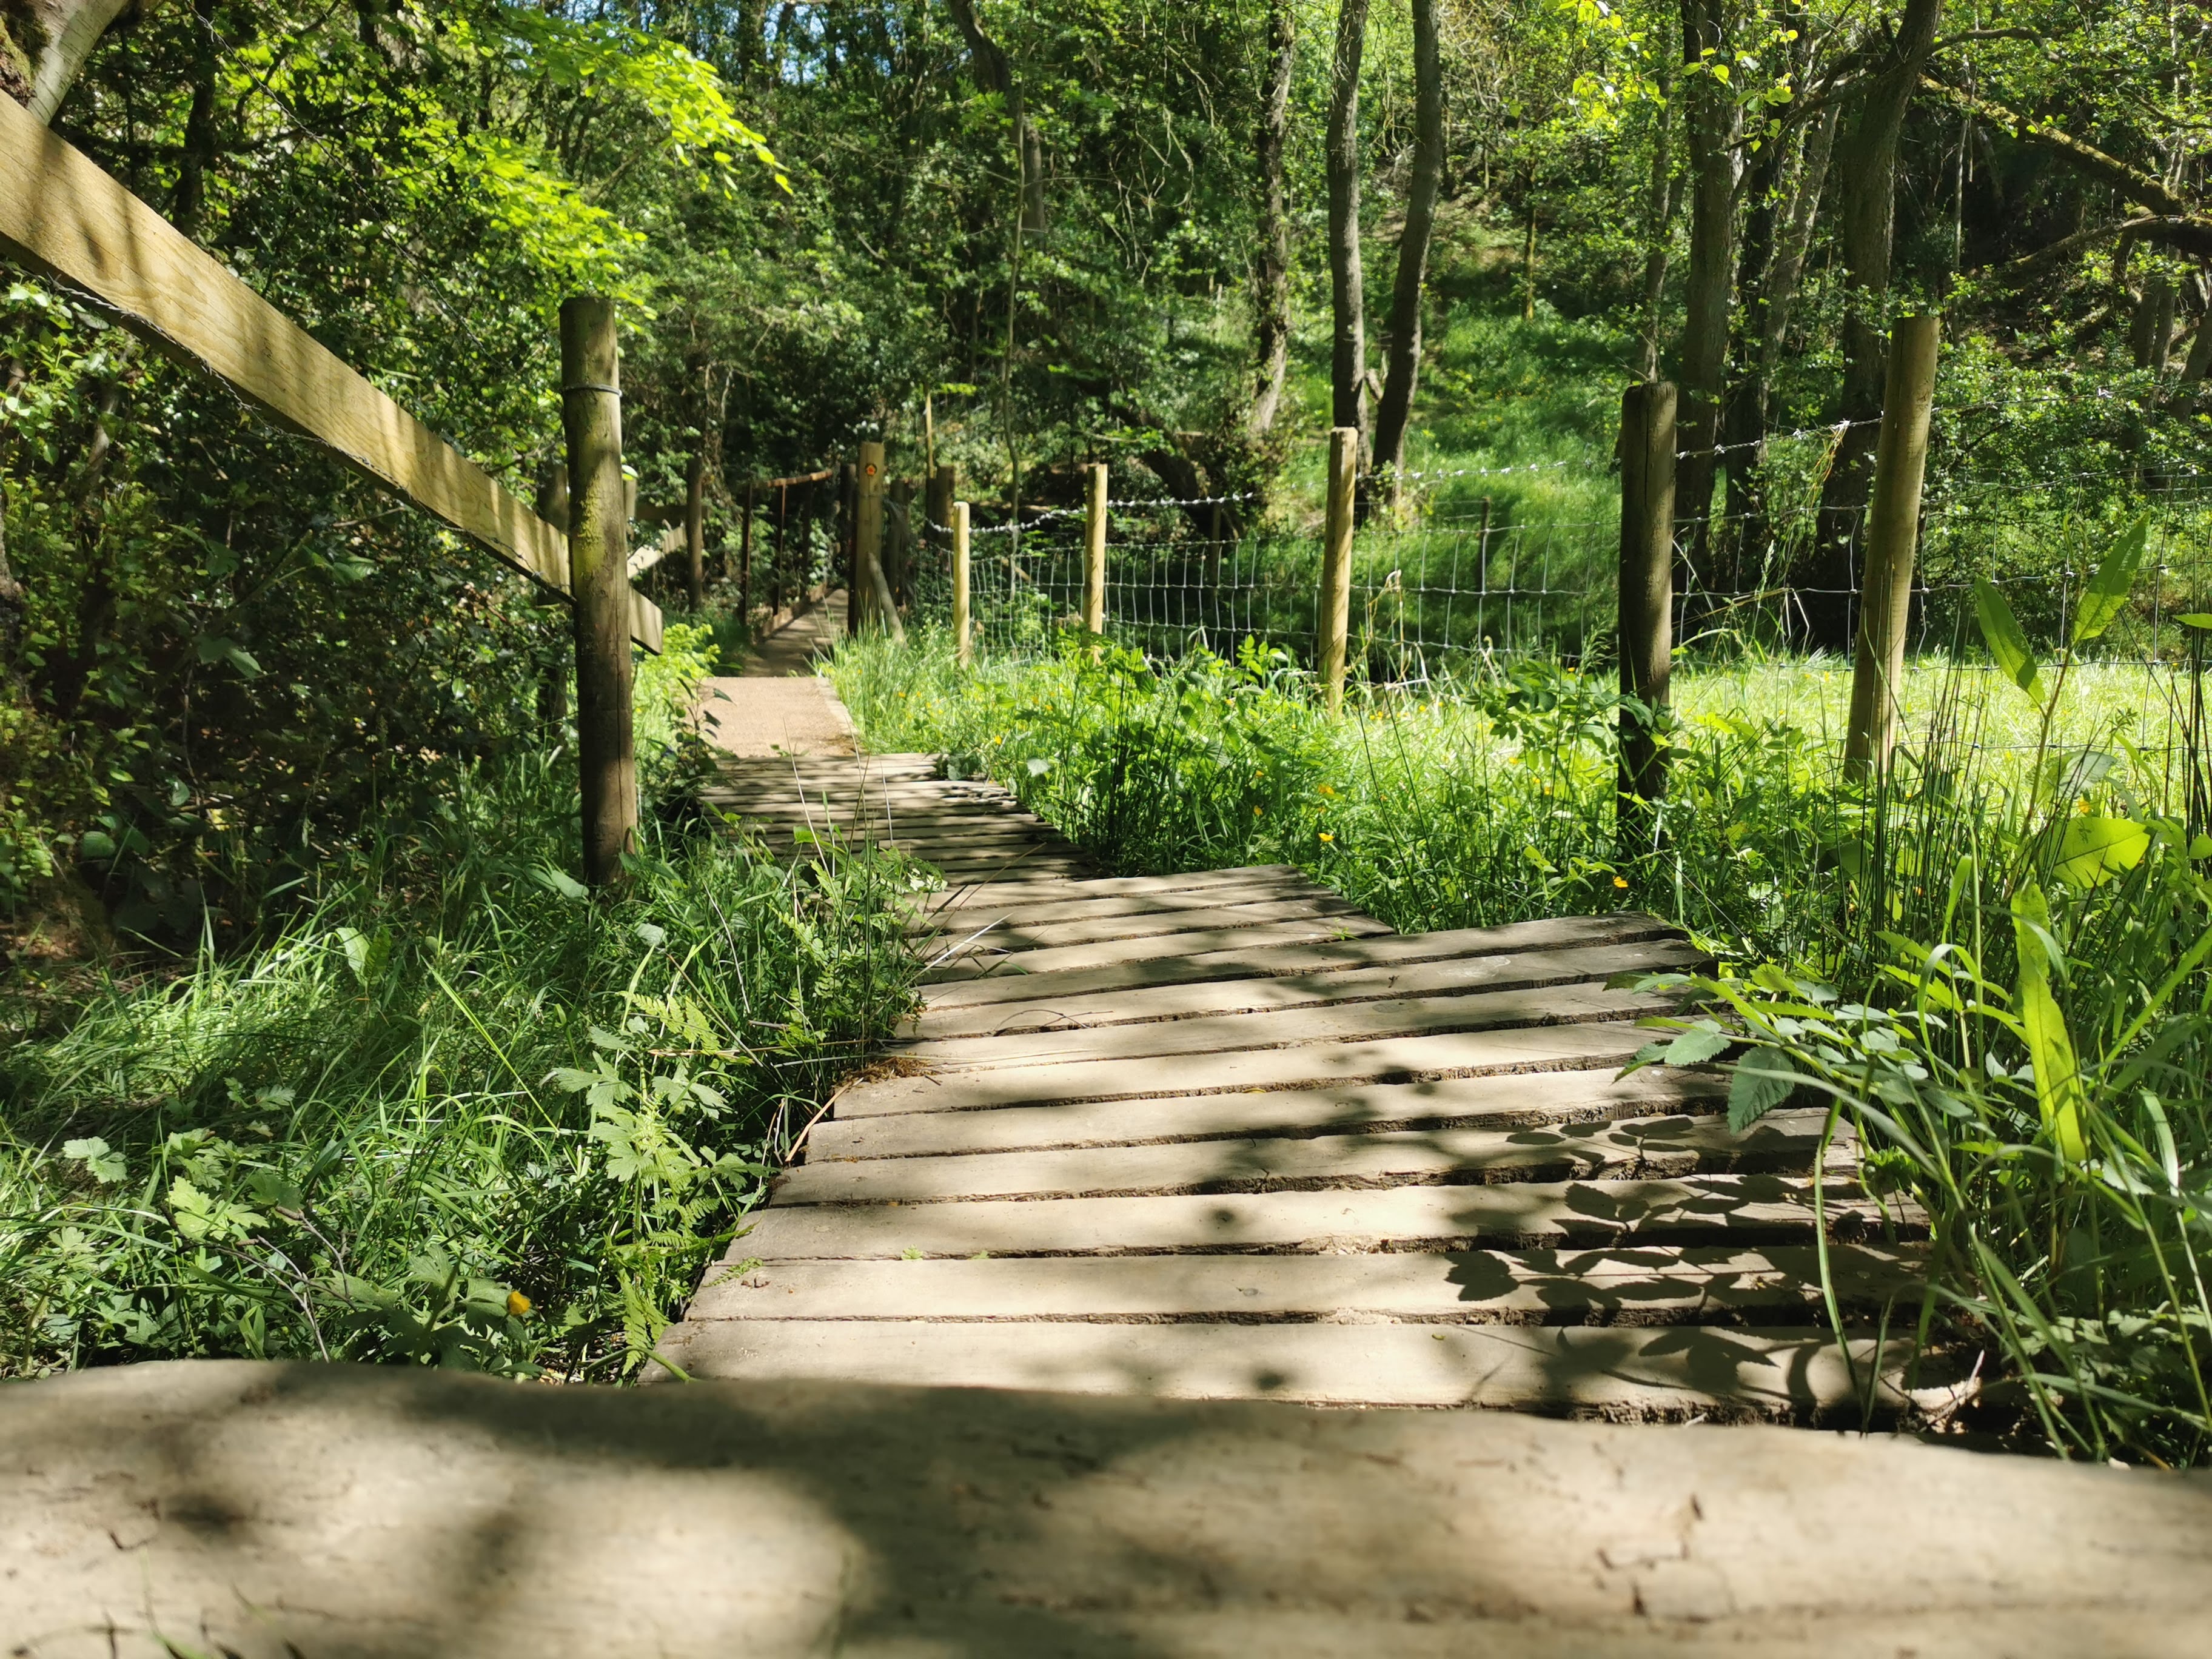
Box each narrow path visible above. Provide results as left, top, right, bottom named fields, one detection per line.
left=695, top=589, right=856, bottom=759
left=662, top=736, right=1929, bottom=1421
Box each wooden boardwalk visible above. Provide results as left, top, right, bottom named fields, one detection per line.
left=659, top=752, right=1924, bottom=1420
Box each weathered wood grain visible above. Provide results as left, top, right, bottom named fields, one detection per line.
left=922, top=914, right=1397, bottom=981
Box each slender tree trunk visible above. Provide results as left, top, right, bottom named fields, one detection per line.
left=1326, top=0, right=1372, bottom=455
left=1637, top=59, right=1678, bottom=381
left=1673, top=0, right=1741, bottom=586
left=172, top=0, right=220, bottom=238
left=2, top=0, right=134, bottom=121
left=1714, top=119, right=1794, bottom=605
left=1248, top=0, right=1295, bottom=439
left=1764, top=104, right=1835, bottom=363
left=946, top=0, right=1046, bottom=233
left=1801, top=0, right=1944, bottom=652
left=1370, top=0, right=1443, bottom=493
left=683, top=351, right=708, bottom=611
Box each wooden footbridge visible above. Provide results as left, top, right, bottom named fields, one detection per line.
left=655, top=751, right=1922, bottom=1420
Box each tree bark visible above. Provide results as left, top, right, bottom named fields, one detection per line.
left=1, top=0, right=133, bottom=122
left=1673, top=0, right=1741, bottom=585
left=1800, top=0, right=1945, bottom=652
left=173, top=0, right=220, bottom=239
left=1636, top=59, right=1678, bottom=381
left=1247, top=0, right=1295, bottom=439
left=683, top=351, right=708, bottom=611
left=1370, top=0, right=1442, bottom=491
left=945, top=0, right=1046, bottom=234
left=1326, top=0, right=1372, bottom=456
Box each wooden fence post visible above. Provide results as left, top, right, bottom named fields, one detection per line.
left=928, top=464, right=957, bottom=551
left=1317, top=426, right=1358, bottom=714
left=856, top=441, right=899, bottom=637
left=1843, top=313, right=1942, bottom=777
left=560, top=296, right=638, bottom=888
left=1617, top=381, right=1677, bottom=826
left=1084, top=462, right=1108, bottom=637
left=841, top=462, right=859, bottom=635
left=953, top=500, right=973, bottom=667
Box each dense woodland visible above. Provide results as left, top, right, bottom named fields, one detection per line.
left=5, top=3, right=2212, bottom=1461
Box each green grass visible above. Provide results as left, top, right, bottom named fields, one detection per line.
left=831, top=626, right=2212, bottom=1465
left=1, top=628, right=922, bottom=1382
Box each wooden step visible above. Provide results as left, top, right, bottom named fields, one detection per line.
left=918, top=913, right=1684, bottom=1006
left=903, top=877, right=1336, bottom=936
left=807, top=1068, right=1729, bottom=1161
left=777, top=1110, right=1843, bottom=1205
left=925, top=865, right=1312, bottom=912
left=922, top=915, right=1398, bottom=981
left=654, top=1316, right=1914, bottom=1417
left=735, top=1175, right=1908, bottom=1260
left=686, top=1242, right=1926, bottom=1324
left=833, top=1021, right=1668, bottom=1118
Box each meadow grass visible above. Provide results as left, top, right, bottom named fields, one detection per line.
left=1, top=628, right=922, bottom=1381
left=831, top=628, right=2212, bottom=1464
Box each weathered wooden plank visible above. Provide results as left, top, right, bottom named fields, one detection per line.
left=903, top=878, right=1335, bottom=936
left=809, top=1068, right=1728, bottom=1162
left=919, top=914, right=1683, bottom=1007
left=922, top=916, right=1397, bottom=982
left=834, top=1020, right=1663, bottom=1118
left=0, top=97, right=663, bottom=652
left=900, top=982, right=1676, bottom=1074
left=927, top=865, right=1312, bottom=912
left=910, top=938, right=1705, bottom=1039
left=775, top=1110, right=1842, bottom=1205
left=654, top=1316, right=1911, bottom=1416
left=685, top=1241, right=1925, bottom=1324
left=732, top=1175, right=1899, bottom=1259
left=931, top=894, right=1374, bottom=956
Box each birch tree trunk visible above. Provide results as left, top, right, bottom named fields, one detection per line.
left=1248, top=0, right=1295, bottom=438
left=1326, top=0, right=1373, bottom=456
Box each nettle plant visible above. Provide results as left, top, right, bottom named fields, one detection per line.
left=1629, top=516, right=2212, bottom=1463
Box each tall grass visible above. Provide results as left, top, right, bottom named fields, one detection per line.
left=832, top=622, right=2212, bottom=1463
left=2, top=627, right=920, bottom=1381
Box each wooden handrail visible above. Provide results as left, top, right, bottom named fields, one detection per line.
left=0, top=95, right=661, bottom=652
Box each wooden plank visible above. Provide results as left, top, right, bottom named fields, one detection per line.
left=927, top=864, right=1312, bottom=912
left=902, top=878, right=1334, bottom=936
left=685, top=1242, right=1925, bottom=1324
left=922, top=916, right=1396, bottom=982
left=910, top=938, right=1704, bottom=1039
left=833, top=1020, right=1664, bottom=1118
left=809, top=1068, right=1729, bottom=1162
left=775, top=1109, right=1842, bottom=1205
left=899, top=982, right=1677, bottom=1074
left=919, top=914, right=1684, bottom=1008
left=0, top=96, right=663, bottom=652
left=936, top=895, right=1375, bottom=956
left=732, top=1175, right=1900, bottom=1259
left=654, top=1316, right=1912, bottom=1415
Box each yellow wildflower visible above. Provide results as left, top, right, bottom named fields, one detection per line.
left=1613, top=876, right=1629, bottom=888
left=506, top=1290, right=534, bottom=1318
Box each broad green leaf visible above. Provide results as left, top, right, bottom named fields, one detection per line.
left=2176, top=614, right=2212, bottom=629
left=61, top=1136, right=125, bottom=1183
left=2071, top=514, right=2149, bottom=645
left=2011, top=884, right=2087, bottom=1162
left=2052, top=816, right=2150, bottom=890
left=1974, top=578, right=2042, bottom=703
left=533, top=864, right=589, bottom=900
left=1662, top=1022, right=1730, bottom=1066
left=1726, top=1050, right=1800, bottom=1131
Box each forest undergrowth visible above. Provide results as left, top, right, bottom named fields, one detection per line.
left=0, top=628, right=920, bottom=1382
left=832, top=568, right=2212, bottom=1467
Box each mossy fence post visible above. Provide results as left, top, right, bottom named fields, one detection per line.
left=1318, top=426, right=1358, bottom=714
left=953, top=500, right=973, bottom=666
left=1617, top=380, right=1675, bottom=838
left=1084, top=462, right=1109, bottom=638
left=1844, top=314, right=1943, bottom=777
left=559, top=295, right=638, bottom=888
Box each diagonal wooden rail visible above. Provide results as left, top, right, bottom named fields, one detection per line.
left=657, top=753, right=1928, bottom=1420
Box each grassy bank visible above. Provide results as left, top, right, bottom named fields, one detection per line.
left=831, top=628, right=2212, bottom=1466
left=2, top=630, right=918, bottom=1382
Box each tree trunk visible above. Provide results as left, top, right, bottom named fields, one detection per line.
left=1713, top=116, right=1797, bottom=606
left=1764, top=104, right=1835, bottom=363
left=172, top=0, right=220, bottom=239
left=1636, top=58, right=1678, bottom=381
left=1673, top=0, right=1741, bottom=587
left=945, top=0, right=1046, bottom=233
left=683, top=351, right=708, bottom=611
left=1800, top=0, right=1944, bottom=652
left=1326, top=0, right=1372, bottom=454
left=1369, top=0, right=1443, bottom=494
left=1248, top=0, right=1295, bottom=439
left=1, top=0, right=133, bottom=121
